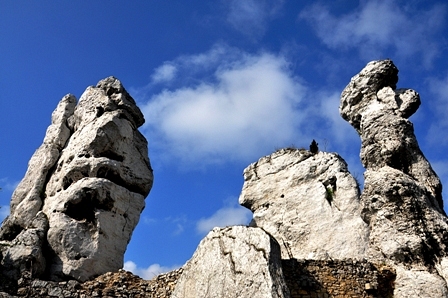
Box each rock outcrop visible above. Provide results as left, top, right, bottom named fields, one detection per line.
left=172, top=226, right=290, bottom=298
left=0, top=77, right=153, bottom=282
left=239, top=148, right=368, bottom=261
left=2, top=60, right=448, bottom=298
left=340, top=59, right=448, bottom=296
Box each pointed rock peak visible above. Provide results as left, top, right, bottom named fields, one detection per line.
left=340, top=59, right=400, bottom=132
left=75, top=76, right=145, bottom=130
left=340, top=60, right=448, bottom=296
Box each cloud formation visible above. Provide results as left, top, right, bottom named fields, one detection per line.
left=137, top=44, right=366, bottom=168
left=140, top=44, right=307, bottom=165
left=151, top=63, right=177, bottom=84
left=196, top=204, right=252, bottom=234
left=300, top=0, right=446, bottom=67
left=123, top=261, right=180, bottom=280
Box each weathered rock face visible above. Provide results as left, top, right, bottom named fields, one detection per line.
left=239, top=148, right=368, bottom=260
left=172, top=226, right=290, bottom=298
left=340, top=59, right=448, bottom=296
left=2, top=61, right=448, bottom=297
left=0, top=77, right=153, bottom=282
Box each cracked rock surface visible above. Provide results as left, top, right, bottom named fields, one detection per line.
left=0, top=77, right=153, bottom=282
left=172, top=226, right=290, bottom=298
left=341, top=59, right=448, bottom=297
left=239, top=148, right=368, bottom=261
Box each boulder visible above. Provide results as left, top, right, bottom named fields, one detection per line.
left=171, top=226, right=290, bottom=298
left=239, top=148, right=368, bottom=260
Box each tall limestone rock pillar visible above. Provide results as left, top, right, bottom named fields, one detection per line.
left=0, top=77, right=153, bottom=282
left=340, top=60, right=448, bottom=297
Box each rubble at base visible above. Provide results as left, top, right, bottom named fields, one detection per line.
left=1, top=261, right=395, bottom=298
left=0, top=268, right=183, bottom=298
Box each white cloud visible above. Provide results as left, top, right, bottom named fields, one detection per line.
left=300, top=0, right=446, bottom=67
left=196, top=204, right=252, bottom=234
left=225, top=0, right=284, bottom=38
left=151, top=63, right=177, bottom=84
left=138, top=44, right=369, bottom=168
left=123, top=261, right=180, bottom=280
left=141, top=45, right=307, bottom=165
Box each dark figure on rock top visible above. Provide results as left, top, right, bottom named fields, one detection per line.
left=310, top=139, right=319, bottom=154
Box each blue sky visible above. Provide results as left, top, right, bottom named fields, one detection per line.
left=1, top=0, right=448, bottom=279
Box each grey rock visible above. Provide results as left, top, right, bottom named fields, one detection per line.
left=0, top=95, right=76, bottom=239
left=394, top=265, right=448, bottom=298
left=340, top=60, right=448, bottom=295
left=43, top=178, right=145, bottom=281
left=0, top=77, right=152, bottom=282
left=239, top=148, right=368, bottom=260
left=0, top=212, right=48, bottom=280
left=172, top=226, right=290, bottom=298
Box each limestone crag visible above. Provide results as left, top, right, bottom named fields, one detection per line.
left=0, top=77, right=153, bottom=282
left=2, top=60, right=448, bottom=297
left=171, top=226, right=290, bottom=298
left=239, top=148, right=368, bottom=261
left=340, top=59, right=448, bottom=296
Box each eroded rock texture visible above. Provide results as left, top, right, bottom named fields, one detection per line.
left=172, top=226, right=290, bottom=298
left=239, top=148, right=368, bottom=261
left=0, top=77, right=153, bottom=282
left=340, top=60, right=448, bottom=296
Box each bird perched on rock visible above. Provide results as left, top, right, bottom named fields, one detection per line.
left=310, top=139, right=318, bottom=154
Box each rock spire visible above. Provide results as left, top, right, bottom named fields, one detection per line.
left=340, top=59, right=448, bottom=297
left=0, top=77, right=153, bottom=282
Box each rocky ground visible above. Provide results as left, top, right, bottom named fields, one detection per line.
left=0, top=268, right=183, bottom=298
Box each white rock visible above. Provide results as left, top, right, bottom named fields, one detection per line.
left=341, top=59, right=448, bottom=293
left=43, top=178, right=144, bottom=281
left=172, top=226, right=290, bottom=298
left=41, top=77, right=152, bottom=281
left=0, top=211, right=48, bottom=279
left=0, top=77, right=153, bottom=282
left=394, top=265, right=448, bottom=298
left=0, top=95, right=76, bottom=235
left=239, top=148, right=368, bottom=260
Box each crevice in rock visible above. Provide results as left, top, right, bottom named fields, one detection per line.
left=96, top=166, right=145, bottom=195
left=0, top=223, right=23, bottom=241
left=95, top=150, right=124, bottom=162
left=64, top=188, right=114, bottom=224
left=95, top=106, right=104, bottom=117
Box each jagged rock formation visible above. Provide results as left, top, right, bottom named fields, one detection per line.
left=239, top=149, right=368, bottom=260
left=171, top=226, right=290, bottom=298
left=0, top=77, right=153, bottom=282
left=340, top=59, right=448, bottom=297
left=2, top=60, right=448, bottom=298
